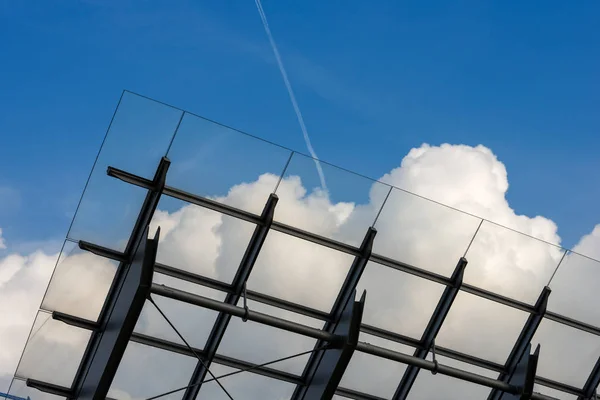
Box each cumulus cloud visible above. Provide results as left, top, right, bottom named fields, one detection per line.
left=0, top=228, right=6, bottom=249
left=3, top=143, right=600, bottom=399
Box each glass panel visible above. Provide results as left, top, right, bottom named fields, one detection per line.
left=166, top=113, right=293, bottom=215
left=465, top=221, right=563, bottom=304
left=9, top=378, right=66, bottom=400
left=151, top=196, right=256, bottom=283
left=357, top=261, right=445, bottom=339
left=196, top=363, right=296, bottom=399
left=16, top=311, right=91, bottom=388
left=41, top=240, right=118, bottom=322
left=533, top=384, right=577, bottom=400
left=340, top=333, right=412, bottom=397
left=532, top=318, right=600, bottom=387
left=409, top=354, right=497, bottom=400
left=68, top=91, right=183, bottom=251
left=275, top=152, right=391, bottom=246
left=248, top=230, right=354, bottom=311
left=219, top=300, right=320, bottom=375
left=373, top=188, right=482, bottom=277
left=436, top=291, right=529, bottom=364
left=136, top=279, right=224, bottom=351
left=548, top=251, right=600, bottom=327
left=108, top=341, right=197, bottom=400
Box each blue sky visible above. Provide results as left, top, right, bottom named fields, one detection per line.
left=0, top=0, right=598, bottom=251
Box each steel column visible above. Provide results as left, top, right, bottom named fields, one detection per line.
left=393, top=257, right=467, bottom=399
left=303, top=290, right=366, bottom=400
left=293, top=228, right=376, bottom=400
left=181, top=193, right=278, bottom=400
left=579, top=356, right=600, bottom=400
left=489, top=287, right=550, bottom=400
left=27, top=158, right=169, bottom=399
left=502, top=344, right=540, bottom=400
left=27, top=228, right=159, bottom=399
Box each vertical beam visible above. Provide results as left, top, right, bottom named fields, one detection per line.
left=78, top=227, right=159, bottom=399
left=393, top=257, right=467, bottom=400
left=292, top=227, right=376, bottom=400
left=181, top=193, right=278, bottom=400
left=303, top=290, right=366, bottom=400
left=578, top=356, right=600, bottom=400
left=488, top=287, right=551, bottom=400
left=26, top=228, right=159, bottom=399
left=503, top=344, right=540, bottom=400
left=65, top=157, right=168, bottom=399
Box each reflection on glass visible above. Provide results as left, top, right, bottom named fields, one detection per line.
left=275, top=152, right=391, bottom=246
left=219, top=300, right=319, bottom=375
left=196, top=363, right=296, bottom=399
left=9, top=378, right=65, bottom=400
left=373, top=188, right=482, bottom=277
left=436, top=291, right=529, bottom=364
left=16, top=311, right=91, bottom=388
left=532, top=318, right=600, bottom=388
left=166, top=113, right=293, bottom=215
left=42, top=240, right=118, bottom=322
left=108, top=341, right=197, bottom=400
left=548, top=251, right=600, bottom=327
left=248, top=230, right=354, bottom=311
left=357, top=261, right=445, bottom=339
left=465, top=221, right=563, bottom=304
left=340, top=333, right=412, bottom=397
left=151, top=197, right=256, bottom=283
left=68, top=92, right=184, bottom=251
left=409, top=353, right=497, bottom=400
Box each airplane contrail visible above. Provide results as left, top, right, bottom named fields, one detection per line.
left=254, top=0, right=328, bottom=190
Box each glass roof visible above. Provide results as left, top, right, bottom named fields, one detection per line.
left=10, top=90, right=600, bottom=400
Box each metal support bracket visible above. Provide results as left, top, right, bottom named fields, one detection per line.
left=489, top=287, right=550, bottom=400
left=293, top=227, right=376, bottom=400
left=503, top=343, right=540, bottom=400
left=301, top=290, right=366, bottom=400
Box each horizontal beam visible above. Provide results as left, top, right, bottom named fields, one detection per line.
left=110, top=167, right=600, bottom=339
left=130, top=332, right=384, bottom=400
left=152, top=283, right=333, bottom=342
left=151, top=282, right=559, bottom=399
left=26, top=379, right=72, bottom=397
left=52, top=311, right=100, bottom=331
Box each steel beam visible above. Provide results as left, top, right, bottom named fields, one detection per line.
left=489, top=287, right=550, bottom=400
left=151, top=282, right=559, bottom=400
left=79, top=228, right=157, bottom=399
left=181, top=193, right=278, bottom=400
left=303, top=290, right=366, bottom=399
left=34, top=157, right=169, bottom=400
left=109, top=167, right=600, bottom=340
left=25, top=380, right=72, bottom=397
left=502, top=344, right=540, bottom=400
left=293, top=228, right=376, bottom=400
left=579, top=356, right=600, bottom=400
left=393, top=257, right=467, bottom=399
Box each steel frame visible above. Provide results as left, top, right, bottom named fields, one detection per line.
left=19, top=156, right=600, bottom=400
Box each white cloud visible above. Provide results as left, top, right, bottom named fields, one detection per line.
left=2, top=143, right=600, bottom=399
left=0, top=228, right=6, bottom=249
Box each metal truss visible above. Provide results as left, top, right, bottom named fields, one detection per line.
left=22, top=157, right=600, bottom=400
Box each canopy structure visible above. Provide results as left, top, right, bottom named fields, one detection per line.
left=8, top=91, right=600, bottom=400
